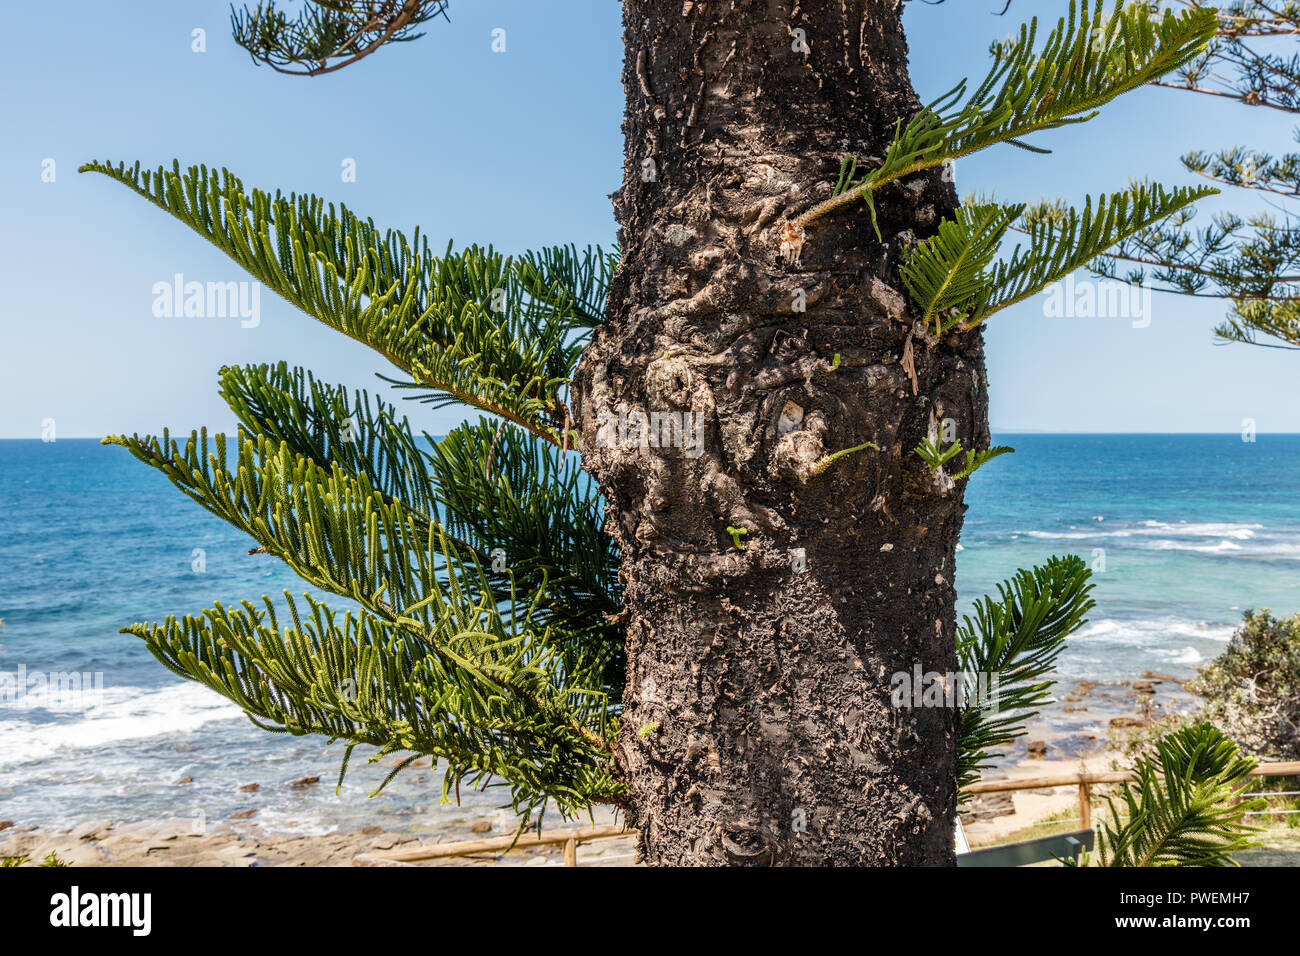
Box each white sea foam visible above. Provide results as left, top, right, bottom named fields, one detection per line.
left=1020, top=519, right=1263, bottom=541
left=1071, top=616, right=1236, bottom=648
left=1012, top=519, right=1300, bottom=559
left=0, top=681, right=244, bottom=767
left=1150, top=538, right=1243, bottom=553
left=1161, top=646, right=1206, bottom=666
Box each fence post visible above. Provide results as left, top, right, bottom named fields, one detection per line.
left=1078, top=780, right=1091, bottom=830
left=563, top=837, right=577, bottom=867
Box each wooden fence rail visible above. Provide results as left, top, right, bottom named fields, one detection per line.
left=963, top=761, right=1300, bottom=830
left=354, top=761, right=1300, bottom=866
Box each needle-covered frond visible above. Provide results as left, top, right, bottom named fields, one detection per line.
left=1218, top=297, right=1300, bottom=349
left=902, top=184, right=1214, bottom=329
left=1154, top=1, right=1300, bottom=113
left=79, top=160, right=588, bottom=442
left=104, top=415, right=622, bottom=673
left=801, top=0, right=1217, bottom=231
left=219, top=362, right=443, bottom=530
left=982, top=184, right=1215, bottom=320
left=104, top=428, right=471, bottom=617
left=1085, top=723, right=1263, bottom=867
left=427, top=419, right=622, bottom=635
left=899, top=203, right=1024, bottom=332
left=105, top=427, right=619, bottom=814
left=1096, top=202, right=1300, bottom=349
left=519, top=244, right=620, bottom=330
left=232, top=1, right=451, bottom=76
left=957, top=555, right=1096, bottom=795
left=128, top=577, right=618, bottom=817
left=1091, top=4, right=1300, bottom=351
left=217, top=363, right=620, bottom=648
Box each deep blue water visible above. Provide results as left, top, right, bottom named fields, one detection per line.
left=960, top=434, right=1300, bottom=681
left=0, top=434, right=1296, bottom=830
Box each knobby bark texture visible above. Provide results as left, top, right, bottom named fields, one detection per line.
left=573, top=0, right=989, bottom=865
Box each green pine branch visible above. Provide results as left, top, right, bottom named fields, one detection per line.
left=129, top=580, right=619, bottom=818
left=916, top=438, right=1014, bottom=480
left=219, top=362, right=444, bottom=530
left=900, top=203, right=1025, bottom=332
left=1095, top=3, right=1300, bottom=350
left=231, top=1, right=451, bottom=76
left=219, top=362, right=622, bottom=641
left=916, top=437, right=964, bottom=472
left=958, top=555, right=1096, bottom=796
left=902, top=183, right=1214, bottom=331
left=1153, top=1, right=1300, bottom=113
left=426, top=418, right=622, bottom=628
left=518, top=244, right=619, bottom=330
left=799, top=0, right=1218, bottom=233
left=79, top=160, right=591, bottom=443
left=1095, top=201, right=1300, bottom=349
left=1218, top=297, right=1300, bottom=349
left=1084, top=723, right=1264, bottom=867
left=105, top=425, right=619, bottom=814
left=986, top=184, right=1216, bottom=318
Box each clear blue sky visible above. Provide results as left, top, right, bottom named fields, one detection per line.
left=1, top=0, right=1295, bottom=438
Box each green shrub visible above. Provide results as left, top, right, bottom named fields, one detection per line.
left=1189, top=609, right=1300, bottom=761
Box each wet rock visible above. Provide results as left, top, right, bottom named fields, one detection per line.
left=239, top=783, right=260, bottom=792
left=176, top=776, right=193, bottom=785
left=1110, top=716, right=1148, bottom=728
left=73, top=821, right=113, bottom=841
left=288, top=776, right=320, bottom=788
left=229, top=809, right=259, bottom=819
left=471, top=821, right=493, bottom=834
left=960, top=791, right=1015, bottom=822
left=1142, top=670, right=1185, bottom=684
left=1026, top=740, right=1048, bottom=758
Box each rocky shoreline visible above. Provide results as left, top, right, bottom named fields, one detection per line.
left=0, top=808, right=636, bottom=868
left=0, top=671, right=1199, bottom=866
left=959, top=670, right=1202, bottom=841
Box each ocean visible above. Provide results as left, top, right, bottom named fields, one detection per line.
left=1, top=434, right=1296, bottom=833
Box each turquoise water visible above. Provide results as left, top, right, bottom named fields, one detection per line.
left=960, top=434, right=1300, bottom=682
left=0, top=434, right=1296, bottom=830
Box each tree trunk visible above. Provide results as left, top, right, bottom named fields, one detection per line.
left=573, top=0, right=988, bottom=866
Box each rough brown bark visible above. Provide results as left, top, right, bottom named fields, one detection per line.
left=573, top=0, right=989, bottom=865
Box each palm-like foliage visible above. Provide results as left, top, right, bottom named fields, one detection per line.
left=804, top=1, right=1218, bottom=339
left=1084, top=724, right=1263, bottom=866
left=801, top=0, right=1217, bottom=234
left=902, top=185, right=1215, bottom=331
left=957, top=555, right=1096, bottom=795
left=104, top=422, right=620, bottom=818
left=916, top=437, right=1016, bottom=480
left=80, top=161, right=591, bottom=444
